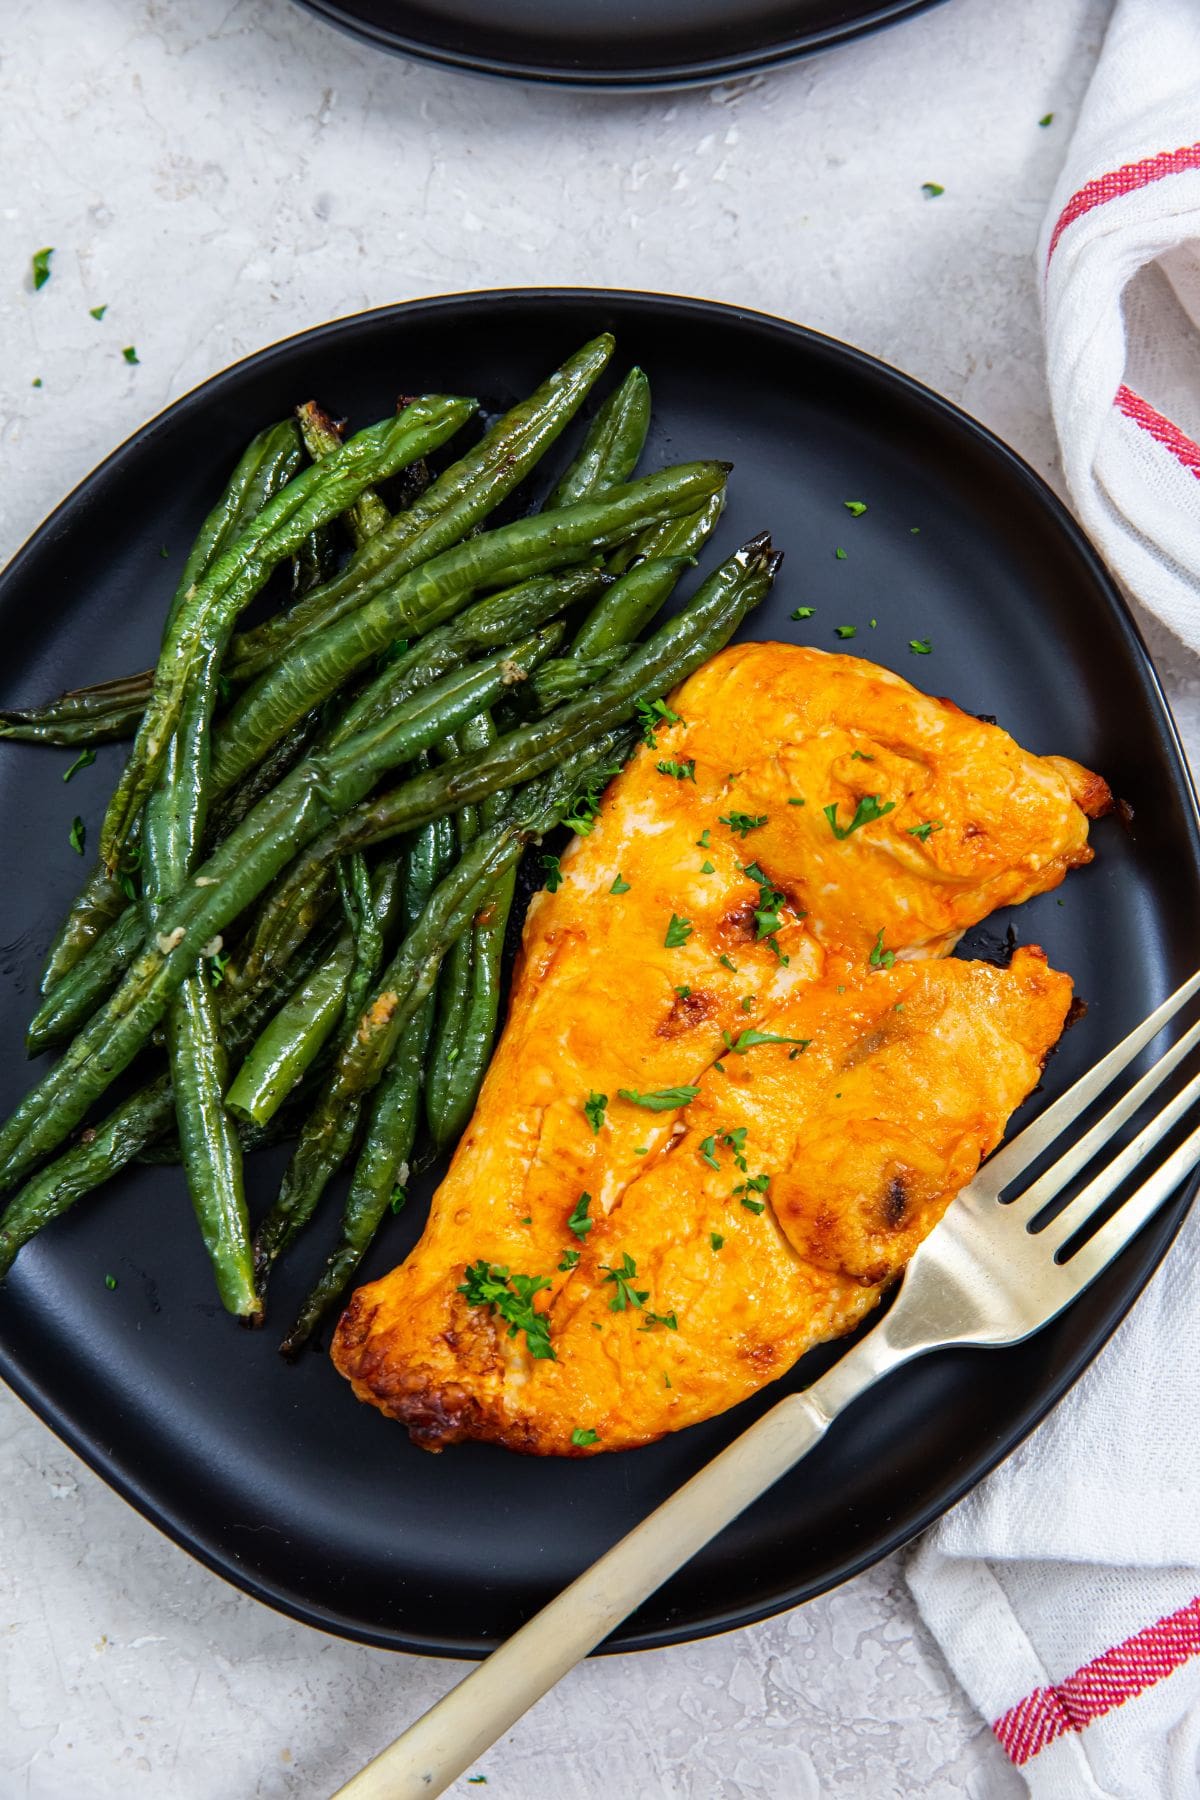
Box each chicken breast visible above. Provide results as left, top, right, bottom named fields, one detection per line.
left=332, top=644, right=1109, bottom=1454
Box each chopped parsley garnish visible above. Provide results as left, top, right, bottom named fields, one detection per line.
left=674, top=984, right=691, bottom=997
left=741, top=994, right=754, bottom=1012
left=207, top=949, right=231, bottom=988
left=696, top=828, right=711, bottom=848
left=869, top=928, right=895, bottom=970
left=849, top=749, right=874, bottom=762
left=63, top=748, right=96, bottom=782
left=610, top=873, right=631, bottom=894
left=571, top=1427, right=600, bottom=1447
left=787, top=796, right=806, bottom=807
left=922, top=181, right=945, bottom=198
left=617, top=1085, right=700, bottom=1111
left=638, top=1309, right=678, bottom=1333
left=602, top=1252, right=649, bottom=1313
left=104, top=1273, right=117, bottom=1290
left=721, top=1028, right=810, bottom=1055
left=541, top=852, right=563, bottom=893
left=718, top=952, right=737, bottom=972
left=564, top=762, right=623, bottom=835
left=568, top=1191, right=593, bottom=1238
left=89, top=304, right=107, bottom=320
left=909, top=637, right=933, bottom=655
left=711, top=1232, right=724, bottom=1251
left=844, top=500, right=867, bottom=516
left=31, top=247, right=53, bottom=290
left=700, top=859, right=715, bottom=874
left=701, top=1126, right=748, bottom=1172
left=31, top=376, right=42, bottom=388
left=720, top=811, right=767, bottom=838
left=740, top=1196, right=767, bottom=1215
left=835, top=624, right=856, bottom=639
left=1039, top=113, right=1054, bottom=127
left=824, top=794, right=896, bottom=839
left=390, top=1184, right=407, bottom=1214
left=834, top=547, right=847, bottom=560
left=558, top=1248, right=581, bottom=1271
left=664, top=912, right=693, bottom=948
left=790, top=605, right=815, bottom=620
left=69, top=816, right=86, bottom=855
left=458, top=1261, right=555, bottom=1360
left=657, top=757, right=696, bottom=781
left=743, top=861, right=785, bottom=941
left=121, top=345, right=140, bottom=365
left=907, top=820, right=943, bottom=842
left=584, top=1092, right=608, bottom=1133
left=637, top=696, right=680, bottom=747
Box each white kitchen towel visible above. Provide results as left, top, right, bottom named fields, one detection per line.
left=1039, top=0, right=1200, bottom=652
left=905, top=16, right=1200, bottom=1784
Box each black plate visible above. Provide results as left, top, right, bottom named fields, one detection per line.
left=1, top=291, right=1197, bottom=1659
left=294, top=0, right=946, bottom=89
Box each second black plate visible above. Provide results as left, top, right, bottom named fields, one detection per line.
left=1, top=290, right=1197, bottom=1657
left=294, top=0, right=946, bottom=88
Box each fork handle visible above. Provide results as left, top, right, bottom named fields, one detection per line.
left=332, top=1336, right=896, bottom=1799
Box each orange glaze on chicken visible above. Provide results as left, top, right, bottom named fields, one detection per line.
left=332, top=644, right=1110, bottom=1455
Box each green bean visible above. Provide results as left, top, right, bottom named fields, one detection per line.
left=0, top=909, right=345, bottom=1278
left=0, top=630, right=564, bottom=1192
left=524, top=651, right=626, bottom=717
left=0, top=669, right=153, bottom=742
left=227, top=336, right=613, bottom=683
left=252, top=729, right=636, bottom=1291
left=101, top=396, right=474, bottom=872
left=297, top=400, right=392, bottom=548
left=209, top=710, right=323, bottom=848
left=26, top=906, right=142, bottom=1055
left=210, top=460, right=727, bottom=796
left=423, top=718, right=490, bottom=1148
left=224, top=942, right=354, bottom=1128
left=36, top=421, right=306, bottom=993
left=570, top=555, right=691, bottom=660
left=327, top=567, right=608, bottom=753
left=279, top=820, right=450, bottom=1356
left=548, top=367, right=650, bottom=508
left=608, top=482, right=727, bottom=577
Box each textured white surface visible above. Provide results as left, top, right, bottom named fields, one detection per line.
left=3, top=0, right=1197, bottom=1795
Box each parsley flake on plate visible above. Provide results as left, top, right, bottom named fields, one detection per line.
left=922, top=181, right=945, bottom=198
left=567, top=1191, right=593, bottom=1239
left=637, top=696, right=681, bottom=748
left=790, top=605, right=815, bottom=620
left=843, top=500, right=867, bottom=517
left=121, top=345, right=140, bottom=365
left=62, top=748, right=96, bottom=782
left=69, top=815, right=86, bottom=855
left=835, top=624, right=856, bottom=639
left=907, top=820, right=943, bottom=842
left=601, top=1252, right=649, bottom=1313
left=571, top=1427, right=600, bottom=1447
left=909, top=637, right=933, bottom=655
left=657, top=757, right=696, bottom=781
left=711, top=1232, right=724, bottom=1251
left=89, top=303, right=107, bottom=321
left=541, top=852, right=563, bottom=893
left=584, top=1092, right=607, bottom=1134
left=609, top=873, right=631, bottom=894
left=31, top=247, right=53, bottom=290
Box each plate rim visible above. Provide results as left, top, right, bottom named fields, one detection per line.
left=290, top=0, right=949, bottom=91
left=2, top=286, right=1197, bottom=1659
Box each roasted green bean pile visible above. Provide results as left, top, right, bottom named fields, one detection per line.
left=0, top=335, right=782, bottom=1350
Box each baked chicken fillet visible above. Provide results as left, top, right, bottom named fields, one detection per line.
left=333, top=643, right=1110, bottom=1454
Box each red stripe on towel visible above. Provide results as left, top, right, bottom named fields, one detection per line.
left=1047, top=143, right=1200, bottom=261
left=1115, top=384, right=1200, bottom=479
left=992, top=1595, right=1200, bottom=1765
